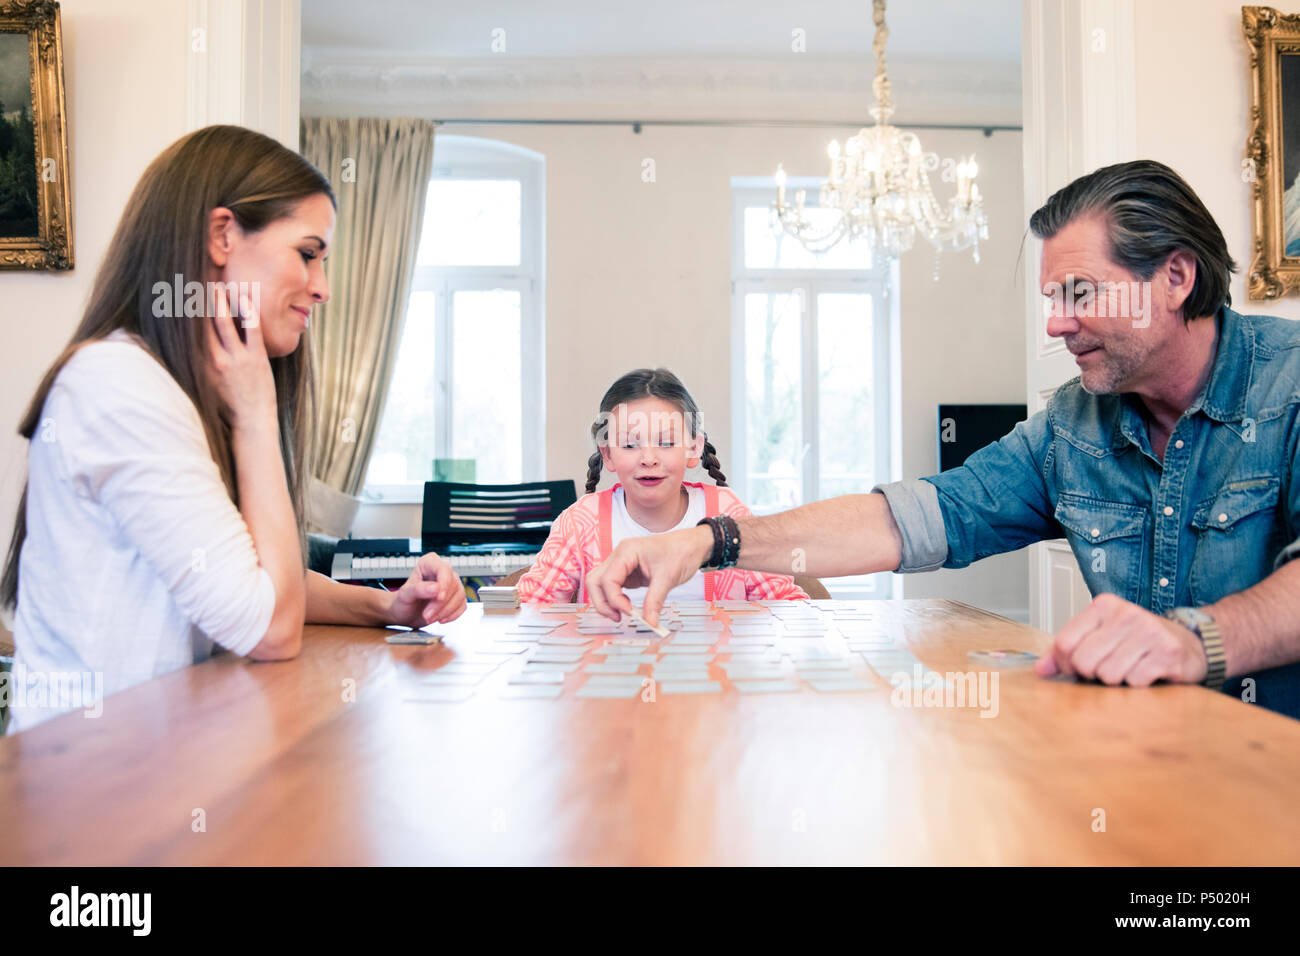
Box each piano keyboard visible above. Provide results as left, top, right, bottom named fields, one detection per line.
left=332, top=552, right=539, bottom=581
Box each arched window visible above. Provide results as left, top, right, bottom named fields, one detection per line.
left=365, top=135, right=545, bottom=498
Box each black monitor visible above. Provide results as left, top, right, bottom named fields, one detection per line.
left=937, top=404, right=1029, bottom=472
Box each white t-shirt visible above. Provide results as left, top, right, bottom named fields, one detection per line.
left=8, top=330, right=275, bottom=732
left=610, top=484, right=707, bottom=605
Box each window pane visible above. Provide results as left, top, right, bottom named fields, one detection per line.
left=366, top=291, right=437, bottom=485
left=744, top=291, right=803, bottom=512
left=418, top=179, right=521, bottom=267
left=818, top=293, right=877, bottom=498
left=452, top=289, right=521, bottom=484
left=744, top=206, right=872, bottom=270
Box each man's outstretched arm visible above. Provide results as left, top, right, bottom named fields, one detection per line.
left=585, top=492, right=904, bottom=626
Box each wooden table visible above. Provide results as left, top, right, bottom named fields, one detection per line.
left=2, top=599, right=1298, bottom=865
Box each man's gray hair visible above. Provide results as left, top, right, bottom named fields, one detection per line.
left=1028, top=160, right=1236, bottom=322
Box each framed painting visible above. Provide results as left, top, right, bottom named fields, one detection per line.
left=0, top=0, right=71, bottom=270
left=1244, top=6, right=1300, bottom=298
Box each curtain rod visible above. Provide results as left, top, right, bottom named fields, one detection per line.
left=432, top=118, right=1020, bottom=136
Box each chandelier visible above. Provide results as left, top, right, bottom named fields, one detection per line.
left=772, top=0, right=989, bottom=262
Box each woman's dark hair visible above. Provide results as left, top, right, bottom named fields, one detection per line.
left=2, top=124, right=335, bottom=610
left=585, top=368, right=727, bottom=494
left=1028, top=159, right=1236, bottom=321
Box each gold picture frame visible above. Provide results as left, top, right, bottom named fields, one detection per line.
left=1244, top=6, right=1300, bottom=299
left=0, top=0, right=71, bottom=270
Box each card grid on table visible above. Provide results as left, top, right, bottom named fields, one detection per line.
left=403, top=603, right=935, bottom=701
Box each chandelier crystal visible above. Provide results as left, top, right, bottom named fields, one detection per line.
left=773, top=0, right=989, bottom=262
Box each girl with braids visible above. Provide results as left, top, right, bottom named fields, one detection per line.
left=516, top=368, right=807, bottom=605
left=2, top=126, right=465, bottom=731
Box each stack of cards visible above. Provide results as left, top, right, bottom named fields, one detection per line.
left=478, top=586, right=520, bottom=610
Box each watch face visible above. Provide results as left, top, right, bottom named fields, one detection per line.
left=1168, top=607, right=1213, bottom=631
left=1183, top=607, right=1214, bottom=628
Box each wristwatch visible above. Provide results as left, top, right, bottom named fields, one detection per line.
left=1164, top=607, right=1226, bottom=691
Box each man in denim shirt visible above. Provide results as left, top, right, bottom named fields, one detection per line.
left=586, top=161, right=1300, bottom=720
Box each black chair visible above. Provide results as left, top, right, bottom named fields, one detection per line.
left=420, top=480, right=577, bottom=552
left=0, top=654, right=11, bottom=734
left=307, top=533, right=339, bottom=576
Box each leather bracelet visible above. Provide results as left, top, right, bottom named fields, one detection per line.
left=698, top=516, right=725, bottom=569
left=697, top=515, right=741, bottom=570
left=722, top=514, right=741, bottom=566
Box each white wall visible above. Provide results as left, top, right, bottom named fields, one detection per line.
left=1133, top=0, right=1300, bottom=323
left=0, top=0, right=190, bottom=640
left=344, top=119, right=1030, bottom=617
left=893, top=128, right=1028, bottom=615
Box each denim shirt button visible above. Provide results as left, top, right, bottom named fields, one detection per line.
left=1159, top=577, right=1170, bottom=587
left=1174, top=440, right=1184, bottom=449
left=1162, top=506, right=1174, bottom=516
left=1218, top=513, right=1228, bottom=523
left=1090, top=528, right=1100, bottom=538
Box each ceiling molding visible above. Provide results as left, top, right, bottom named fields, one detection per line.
left=300, top=55, right=1021, bottom=126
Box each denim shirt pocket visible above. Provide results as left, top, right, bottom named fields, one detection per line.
left=1054, top=493, right=1148, bottom=603
left=1189, top=476, right=1281, bottom=604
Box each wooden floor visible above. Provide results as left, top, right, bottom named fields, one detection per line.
left=2, top=599, right=1298, bottom=865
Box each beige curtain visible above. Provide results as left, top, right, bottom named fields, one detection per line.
left=301, top=117, right=437, bottom=498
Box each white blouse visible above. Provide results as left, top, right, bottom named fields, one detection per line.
left=9, top=330, right=275, bottom=732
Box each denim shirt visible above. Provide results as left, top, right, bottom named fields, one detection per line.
left=876, top=306, right=1300, bottom=718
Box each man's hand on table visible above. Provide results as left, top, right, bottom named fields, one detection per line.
left=385, top=553, right=467, bottom=628
left=588, top=525, right=715, bottom=627
left=1036, top=592, right=1208, bottom=686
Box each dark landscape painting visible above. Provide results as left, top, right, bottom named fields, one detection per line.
left=0, top=30, right=38, bottom=238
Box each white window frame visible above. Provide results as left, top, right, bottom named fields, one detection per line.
left=365, top=135, right=545, bottom=502
left=730, top=181, right=897, bottom=599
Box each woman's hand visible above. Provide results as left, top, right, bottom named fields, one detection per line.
left=386, top=553, right=468, bottom=628
left=206, top=287, right=278, bottom=430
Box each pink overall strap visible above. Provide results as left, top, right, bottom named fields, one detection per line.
left=578, top=487, right=618, bottom=605
left=598, top=486, right=616, bottom=558
left=702, top=483, right=720, bottom=600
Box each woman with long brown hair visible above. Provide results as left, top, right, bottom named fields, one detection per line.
left=2, top=125, right=465, bottom=731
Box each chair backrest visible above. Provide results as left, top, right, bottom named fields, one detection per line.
left=421, top=480, right=577, bottom=551
left=497, top=568, right=526, bottom=588
left=793, top=575, right=831, bottom=600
